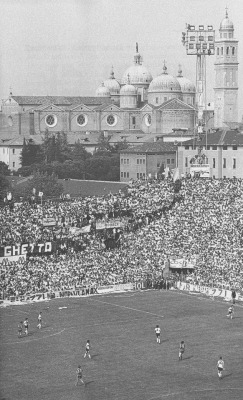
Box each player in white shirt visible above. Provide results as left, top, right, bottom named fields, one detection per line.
left=226, top=306, right=234, bottom=319
left=37, top=312, right=42, bottom=329
left=179, top=341, right=185, bottom=361
left=84, top=340, right=91, bottom=359
left=155, top=325, right=161, bottom=344
left=217, top=356, right=224, bottom=379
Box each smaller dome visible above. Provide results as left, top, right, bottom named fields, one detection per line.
left=149, top=63, right=181, bottom=93
left=120, top=83, right=137, bottom=96
left=220, top=10, right=234, bottom=30
left=176, top=66, right=196, bottom=93
left=96, top=82, right=111, bottom=97
left=103, top=67, right=120, bottom=94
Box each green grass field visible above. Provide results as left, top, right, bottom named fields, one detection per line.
left=0, top=290, right=242, bottom=400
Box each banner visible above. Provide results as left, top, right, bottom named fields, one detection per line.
left=0, top=242, right=52, bottom=258
left=96, top=219, right=124, bottom=230
left=0, top=255, right=26, bottom=265
left=176, top=281, right=243, bottom=302
left=43, top=218, right=56, bottom=227
left=70, top=225, right=91, bottom=235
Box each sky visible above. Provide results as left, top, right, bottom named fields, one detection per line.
left=0, top=0, right=242, bottom=120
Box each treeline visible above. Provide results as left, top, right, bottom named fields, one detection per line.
left=18, top=131, right=128, bottom=181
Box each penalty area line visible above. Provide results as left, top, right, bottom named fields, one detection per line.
left=3, top=328, right=65, bottom=345
left=88, top=298, right=164, bottom=318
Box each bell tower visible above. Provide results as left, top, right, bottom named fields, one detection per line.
left=214, top=9, right=238, bottom=127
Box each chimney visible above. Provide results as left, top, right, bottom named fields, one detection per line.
left=29, top=112, right=35, bottom=135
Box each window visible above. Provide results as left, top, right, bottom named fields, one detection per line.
left=223, top=145, right=227, bottom=150
left=140, top=159, right=143, bottom=164
left=226, top=47, right=229, bottom=55
left=167, top=159, right=170, bottom=164
left=127, top=159, right=129, bottom=164
left=127, top=172, right=129, bottom=178
left=156, top=97, right=158, bottom=104
left=157, top=162, right=160, bottom=168
left=213, top=175, right=215, bottom=179
left=221, top=47, right=223, bottom=55
left=212, top=145, right=217, bottom=150
left=137, top=159, right=139, bottom=164
left=217, top=47, right=219, bottom=55
left=189, top=44, right=194, bottom=49
left=143, top=159, right=145, bottom=164
left=232, top=47, right=235, bottom=55
left=171, top=159, right=175, bottom=164
left=45, top=114, right=57, bottom=127
left=121, top=159, right=123, bottom=164
left=13, top=162, right=15, bottom=168
left=199, top=35, right=204, bottom=41
left=208, top=36, right=214, bottom=41
left=185, top=157, right=188, bottom=167
left=223, top=158, right=226, bottom=168
left=132, top=117, right=136, bottom=125
left=140, top=173, right=143, bottom=178
left=213, top=158, right=216, bottom=168
left=77, top=114, right=88, bottom=127
left=12, top=149, right=15, bottom=154
left=206, top=145, right=210, bottom=150
left=145, top=114, right=151, bottom=126
left=164, top=97, right=167, bottom=102
left=232, top=145, right=237, bottom=150
left=137, top=173, right=139, bottom=179
left=3, top=148, right=5, bottom=154
left=124, top=172, right=127, bottom=178
left=233, top=158, right=236, bottom=169
left=185, top=145, right=189, bottom=150
left=124, top=159, right=126, bottom=164
left=121, top=172, right=123, bottom=178
left=106, top=114, right=117, bottom=126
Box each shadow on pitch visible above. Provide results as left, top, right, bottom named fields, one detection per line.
left=91, top=354, right=99, bottom=360
left=85, top=380, right=95, bottom=386
left=221, top=372, right=233, bottom=380
left=182, top=355, right=193, bottom=360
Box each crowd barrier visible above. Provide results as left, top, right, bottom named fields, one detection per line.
left=0, top=281, right=148, bottom=306
left=176, top=281, right=243, bottom=302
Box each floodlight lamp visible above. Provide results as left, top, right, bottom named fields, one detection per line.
left=199, top=25, right=204, bottom=31
left=188, top=24, right=195, bottom=31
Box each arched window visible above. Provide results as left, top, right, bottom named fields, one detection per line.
left=226, top=47, right=229, bottom=55
left=232, top=47, right=235, bottom=55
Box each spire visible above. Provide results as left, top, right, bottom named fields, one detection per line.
left=177, top=64, right=183, bottom=77
left=110, top=66, right=115, bottom=79
left=134, top=43, right=142, bottom=65
left=162, top=60, right=168, bottom=74
left=225, top=5, right=228, bottom=18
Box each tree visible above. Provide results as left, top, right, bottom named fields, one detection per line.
left=0, top=175, right=11, bottom=204
left=13, top=171, right=63, bottom=199
left=20, top=138, right=44, bottom=167
left=0, top=161, right=10, bottom=176
left=41, top=130, right=71, bottom=164
left=71, top=140, right=91, bottom=162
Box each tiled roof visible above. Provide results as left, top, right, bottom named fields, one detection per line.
left=11, top=96, right=112, bottom=106
left=180, top=129, right=243, bottom=147
left=154, top=98, right=195, bottom=111
left=120, top=141, right=176, bottom=154
left=0, top=135, right=43, bottom=146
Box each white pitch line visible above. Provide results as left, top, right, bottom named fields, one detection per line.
left=2, top=328, right=65, bottom=345
left=148, top=387, right=243, bottom=399
left=88, top=298, right=164, bottom=318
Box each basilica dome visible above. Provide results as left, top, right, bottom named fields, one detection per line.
left=220, top=10, right=234, bottom=30
left=96, top=82, right=111, bottom=97
left=120, top=82, right=137, bottom=96
left=176, top=67, right=196, bottom=93
left=121, top=65, right=153, bottom=85
left=121, top=45, right=153, bottom=86
left=148, top=64, right=181, bottom=93
left=104, top=67, right=120, bottom=94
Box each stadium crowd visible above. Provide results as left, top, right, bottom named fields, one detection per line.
left=0, top=177, right=243, bottom=298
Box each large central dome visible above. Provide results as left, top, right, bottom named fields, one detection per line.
left=121, top=45, right=153, bottom=86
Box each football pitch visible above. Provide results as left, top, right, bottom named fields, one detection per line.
left=0, top=290, right=242, bottom=400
